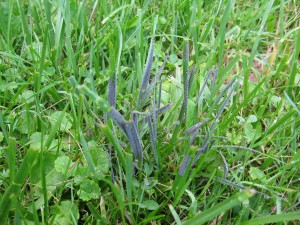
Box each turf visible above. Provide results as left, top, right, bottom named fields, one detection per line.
left=0, top=0, right=299, bottom=224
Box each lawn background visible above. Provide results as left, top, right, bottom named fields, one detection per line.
left=0, top=0, right=299, bottom=224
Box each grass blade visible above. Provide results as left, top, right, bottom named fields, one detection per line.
left=87, top=202, right=103, bottom=220
left=0, top=183, right=20, bottom=224
left=217, top=0, right=232, bottom=69
left=241, top=210, right=300, bottom=225
left=220, top=77, right=267, bottom=129
left=97, top=122, right=126, bottom=169
left=169, top=205, right=182, bottom=225
left=284, top=92, right=300, bottom=115
left=183, top=189, right=256, bottom=225
left=179, top=42, right=190, bottom=122
left=125, top=154, right=134, bottom=214
left=251, top=110, right=296, bottom=148
left=78, top=85, right=111, bottom=113
left=44, top=106, right=69, bottom=150
left=7, top=137, right=16, bottom=183
left=287, top=28, right=300, bottom=96
left=152, top=100, right=157, bottom=142
left=0, top=149, right=38, bottom=224
left=218, top=151, right=228, bottom=178
left=98, top=178, right=126, bottom=224
left=0, top=111, right=9, bottom=145
left=43, top=0, right=55, bottom=47
left=158, top=79, right=163, bottom=109
left=243, top=0, right=274, bottom=98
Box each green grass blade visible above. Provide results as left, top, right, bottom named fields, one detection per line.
left=44, top=106, right=69, bottom=150
left=79, top=131, right=96, bottom=175
left=87, top=202, right=103, bottom=220
left=287, top=29, right=300, bottom=96
left=217, top=0, right=232, bottom=69
left=183, top=190, right=256, bottom=225
left=125, top=154, right=134, bottom=214
left=0, top=183, right=20, bottom=224
left=7, top=137, right=16, bottom=183
left=98, top=178, right=126, bottom=224
left=101, top=4, right=131, bottom=24
left=242, top=210, right=300, bottom=225
left=0, top=148, right=38, bottom=224
left=78, top=85, right=111, bottom=113
left=178, top=42, right=190, bottom=123
left=284, top=92, right=300, bottom=115
left=43, top=0, right=55, bottom=46
left=220, top=77, right=267, bottom=129
left=98, top=122, right=126, bottom=169
left=243, top=0, right=274, bottom=98
left=169, top=205, right=182, bottom=225
left=252, top=110, right=296, bottom=148
left=16, top=0, right=31, bottom=44
left=0, top=111, right=9, bottom=144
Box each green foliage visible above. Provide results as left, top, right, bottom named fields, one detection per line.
left=49, top=111, right=72, bottom=132
left=183, top=189, right=256, bottom=225
left=77, top=180, right=101, bottom=201
left=0, top=0, right=299, bottom=224
left=140, top=200, right=159, bottom=211
left=86, top=146, right=110, bottom=178
left=51, top=200, right=79, bottom=225
left=249, top=167, right=267, bottom=183
left=54, top=155, right=72, bottom=174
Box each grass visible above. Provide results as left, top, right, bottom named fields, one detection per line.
left=0, top=0, right=299, bottom=224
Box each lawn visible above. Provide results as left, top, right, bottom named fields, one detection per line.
left=0, top=0, right=299, bottom=224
